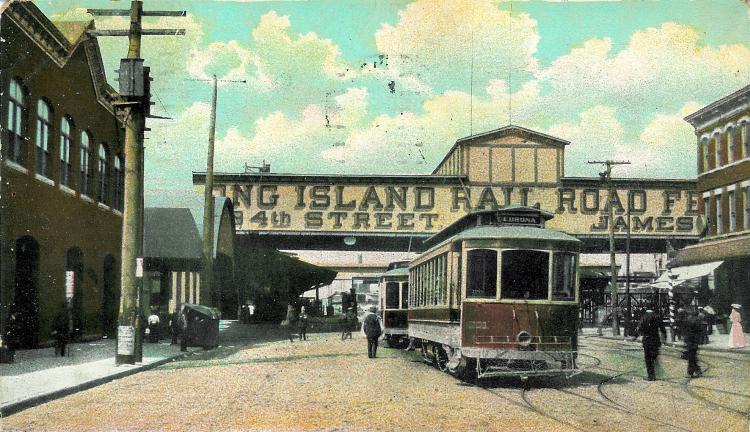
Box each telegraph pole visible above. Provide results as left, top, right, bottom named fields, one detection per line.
left=588, top=160, right=630, bottom=336
left=88, top=1, right=185, bottom=365
left=194, top=76, right=245, bottom=313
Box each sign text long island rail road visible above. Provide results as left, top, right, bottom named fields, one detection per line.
left=194, top=126, right=699, bottom=252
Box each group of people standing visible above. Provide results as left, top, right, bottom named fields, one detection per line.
left=282, top=304, right=384, bottom=358
left=632, top=303, right=746, bottom=381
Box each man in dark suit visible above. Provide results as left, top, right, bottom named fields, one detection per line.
left=362, top=306, right=382, bottom=359
left=684, top=309, right=705, bottom=378
left=633, top=308, right=667, bottom=381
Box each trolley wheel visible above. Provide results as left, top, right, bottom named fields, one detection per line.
left=434, top=345, right=449, bottom=372
left=449, top=357, right=477, bottom=382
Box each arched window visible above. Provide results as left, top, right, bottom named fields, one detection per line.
left=6, top=79, right=26, bottom=165
left=113, top=154, right=123, bottom=210
left=36, top=99, right=52, bottom=178
left=742, top=121, right=750, bottom=160
left=60, top=117, right=73, bottom=187
left=727, top=126, right=736, bottom=163
left=80, top=131, right=91, bottom=196
left=98, top=143, right=109, bottom=204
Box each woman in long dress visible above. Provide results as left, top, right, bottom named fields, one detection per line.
left=729, top=304, right=747, bottom=349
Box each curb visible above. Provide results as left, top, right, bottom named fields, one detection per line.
left=589, top=334, right=750, bottom=355
left=0, top=350, right=196, bottom=417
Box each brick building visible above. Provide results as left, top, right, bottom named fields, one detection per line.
left=1, top=2, right=124, bottom=347
left=678, top=84, right=750, bottom=324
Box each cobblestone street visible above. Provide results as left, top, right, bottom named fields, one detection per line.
left=3, top=327, right=749, bottom=431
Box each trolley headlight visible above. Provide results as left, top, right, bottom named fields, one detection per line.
left=516, top=331, right=532, bottom=347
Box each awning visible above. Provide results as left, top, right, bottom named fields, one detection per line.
left=649, top=261, right=723, bottom=290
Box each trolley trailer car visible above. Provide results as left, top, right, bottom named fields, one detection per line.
left=407, top=205, right=581, bottom=380
left=379, top=261, right=410, bottom=348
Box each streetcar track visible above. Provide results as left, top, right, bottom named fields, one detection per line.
left=581, top=337, right=750, bottom=417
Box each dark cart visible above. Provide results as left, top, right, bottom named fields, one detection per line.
left=182, top=304, right=220, bottom=349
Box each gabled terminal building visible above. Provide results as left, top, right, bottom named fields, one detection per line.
left=195, top=125, right=701, bottom=321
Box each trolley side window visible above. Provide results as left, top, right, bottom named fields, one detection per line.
left=552, top=252, right=576, bottom=301
left=385, top=282, right=400, bottom=309
left=500, top=250, right=549, bottom=300
left=466, top=249, right=497, bottom=298
left=401, top=282, right=409, bottom=309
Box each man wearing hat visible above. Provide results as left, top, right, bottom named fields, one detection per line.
left=362, top=305, right=382, bottom=359
left=729, top=304, right=747, bottom=349
left=632, top=308, right=667, bottom=381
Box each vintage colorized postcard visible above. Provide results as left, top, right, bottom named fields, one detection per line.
left=1, top=0, right=749, bottom=430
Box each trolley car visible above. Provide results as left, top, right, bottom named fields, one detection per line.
left=408, top=205, right=580, bottom=379
left=379, top=261, right=410, bottom=348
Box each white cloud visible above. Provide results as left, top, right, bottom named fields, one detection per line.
left=537, top=23, right=750, bottom=119
left=375, top=0, right=540, bottom=93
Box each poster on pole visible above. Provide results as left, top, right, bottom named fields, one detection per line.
left=116, top=325, right=136, bottom=356
left=136, top=257, right=144, bottom=278
left=65, top=271, right=75, bottom=300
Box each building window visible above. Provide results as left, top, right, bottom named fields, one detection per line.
left=60, top=117, right=72, bottom=187
left=727, top=127, right=736, bottom=163
left=80, top=131, right=91, bottom=196
left=97, top=143, right=109, bottom=204
left=716, top=194, right=723, bottom=235
left=36, top=99, right=52, bottom=178
left=742, top=122, right=750, bottom=159
left=6, top=79, right=26, bottom=165
left=728, top=190, right=736, bottom=232
left=701, top=138, right=709, bottom=172
left=702, top=196, right=709, bottom=234
left=113, top=154, right=123, bottom=210
left=745, top=187, right=750, bottom=231
left=714, top=134, right=722, bottom=168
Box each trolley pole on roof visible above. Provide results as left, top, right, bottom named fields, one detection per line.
left=87, top=1, right=185, bottom=365
left=588, top=160, right=630, bottom=337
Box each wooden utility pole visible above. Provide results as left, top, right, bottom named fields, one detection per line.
left=88, top=1, right=184, bottom=365
left=588, top=160, right=630, bottom=337
left=197, top=76, right=245, bottom=313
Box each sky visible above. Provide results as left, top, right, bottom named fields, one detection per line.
left=36, top=0, right=750, bottom=209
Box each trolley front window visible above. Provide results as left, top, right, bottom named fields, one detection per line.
left=552, top=252, right=576, bottom=301
left=466, top=249, right=497, bottom=298
left=501, top=250, right=549, bottom=300
left=385, top=282, right=400, bottom=309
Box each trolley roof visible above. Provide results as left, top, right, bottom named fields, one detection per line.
left=382, top=266, right=410, bottom=278
left=424, top=205, right=555, bottom=247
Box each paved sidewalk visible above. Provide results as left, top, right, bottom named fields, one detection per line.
left=0, top=339, right=199, bottom=417
left=582, top=326, right=750, bottom=354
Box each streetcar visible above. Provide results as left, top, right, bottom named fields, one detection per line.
left=407, top=205, right=581, bottom=380
left=379, top=261, right=410, bottom=348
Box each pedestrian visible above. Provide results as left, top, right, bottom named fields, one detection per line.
left=341, top=307, right=355, bottom=340
left=180, top=307, right=189, bottom=352
left=684, top=309, right=704, bottom=378
left=169, top=310, right=181, bottom=345
left=362, top=306, right=382, bottom=359
left=298, top=306, right=308, bottom=341
left=51, top=305, right=70, bottom=357
left=632, top=308, right=666, bottom=381
left=728, top=304, right=747, bottom=349
left=675, top=307, right=687, bottom=341
left=147, top=309, right=160, bottom=343
left=283, top=304, right=297, bottom=343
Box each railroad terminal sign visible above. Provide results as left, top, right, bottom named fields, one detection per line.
left=194, top=126, right=699, bottom=247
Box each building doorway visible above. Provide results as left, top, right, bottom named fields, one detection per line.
left=102, top=255, right=119, bottom=337
left=10, top=236, right=40, bottom=348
